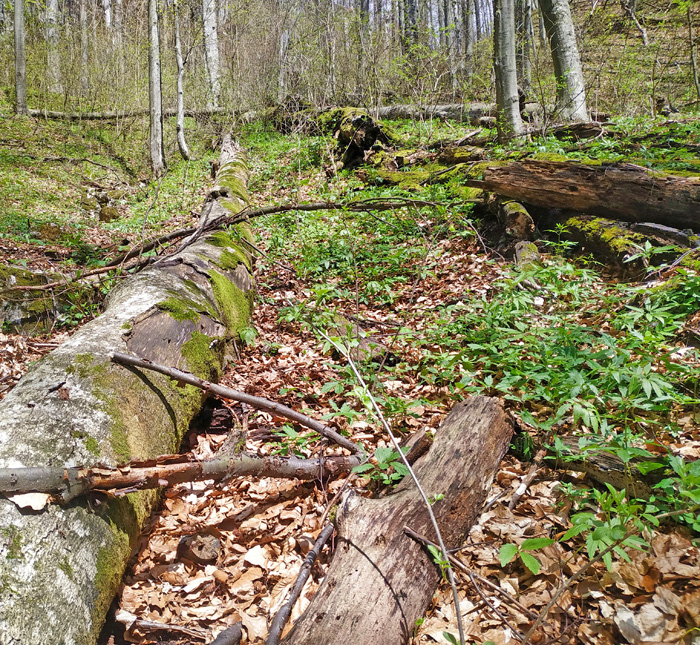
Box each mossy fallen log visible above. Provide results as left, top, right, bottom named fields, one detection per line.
left=0, top=136, right=254, bottom=644
left=469, top=160, right=700, bottom=231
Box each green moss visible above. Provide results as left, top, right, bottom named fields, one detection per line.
left=376, top=169, right=430, bottom=190
left=157, top=296, right=201, bottom=323
left=85, top=436, right=100, bottom=455
left=215, top=159, right=250, bottom=204
left=58, top=558, right=74, bottom=579
left=181, top=331, right=222, bottom=381
left=218, top=248, right=251, bottom=272
left=121, top=321, right=132, bottom=330
left=565, top=216, right=646, bottom=254
left=209, top=269, right=253, bottom=335
left=1, top=527, right=23, bottom=561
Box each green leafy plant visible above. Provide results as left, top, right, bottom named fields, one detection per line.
left=352, top=446, right=410, bottom=486
left=498, top=537, right=555, bottom=575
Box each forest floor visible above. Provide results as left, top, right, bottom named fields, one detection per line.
left=2, top=111, right=700, bottom=645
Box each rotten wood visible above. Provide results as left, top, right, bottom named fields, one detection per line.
left=281, top=397, right=512, bottom=645
left=468, top=159, right=700, bottom=231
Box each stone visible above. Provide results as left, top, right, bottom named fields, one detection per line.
left=99, top=206, right=120, bottom=223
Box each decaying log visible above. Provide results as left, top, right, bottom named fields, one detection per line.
left=27, top=106, right=231, bottom=121
left=282, top=397, right=512, bottom=645
left=0, top=136, right=254, bottom=644
left=375, top=102, right=541, bottom=125
left=469, top=160, right=700, bottom=231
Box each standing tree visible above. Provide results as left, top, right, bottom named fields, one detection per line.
left=493, top=0, right=524, bottom=141
left=203, top=0, right=220, bottom=109
left=539, top=0, right=588, bottom=121
left=45, top=0, right=63, bottom=94
left=80, top=0, right=89, bottom=95
left=148, top=0, right=166, bottom=177
left=14, top=0, right=27, bottom=115
left=174, top=0, right=191, bottom=160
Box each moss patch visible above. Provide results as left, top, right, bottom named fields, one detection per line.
left=181, top=331, right=222, bottom=382
left=1, top=526, right=24, bottom=561
left=209, top=269, right=253, bottom=335
left=157, top=296, right=201, bottom=323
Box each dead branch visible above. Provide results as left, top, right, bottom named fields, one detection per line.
left=110, top=352, right=363, bottom=456
left=209, top=623, right=243, bottom=645
left=0, top=451, right=359, bottom=503
left=265, top=524, right=335, bottom=645
left=508, top=449, right=547, bottom=510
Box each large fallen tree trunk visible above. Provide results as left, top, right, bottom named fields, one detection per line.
left=375, top=102, right=540, bottom=124
left=0, top=137, right=254, bottom=644
left=27, top=106, right=231, bottom=120
left=470, top=160, right=700, bottom=231
left=282, top=396, right=512, bottom=645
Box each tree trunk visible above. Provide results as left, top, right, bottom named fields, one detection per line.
left=278, top=29, right=291, bottom=103
left=45, top=0, right=62, bottom=94
left=493, top=0, right=524, bottom=141
left=148, top=0, right=165, bottom=177
left=0, top=139, right=254, bottom=645
left=471, top=159, right=700, bottom=230
left=689, top=6, right=700, bottom=103
left=282, top=397, right=512, bottom=645
left=14, top=0, right=27, bottom=115
left=538, top=0, right=587, bottom=121
left=203, top=0, right=221, bottom=109
left=80, top=0, right=89, bottom=95
left=174, top=0, right=191, bottom=160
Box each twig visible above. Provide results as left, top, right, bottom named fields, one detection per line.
left=265, top=524, right=335, bottom=645
left=467, top=569, right=524, bottom=640
left=239, top=236, right=295, bottom=272
left=404, top=526, right=538, bottom=621
left=110, top=352, right=363, bottom=456
left=508, top=449, right=547, bottom=510
left=315, top=330, right=466, bottom=645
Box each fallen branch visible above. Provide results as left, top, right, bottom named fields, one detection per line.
left=111, top=352, right=363, bottom=456
left=265, top=524, right=335, bottom=645
left=0, top=452, right=359, bottom=503
left=508, top=449, right=547, bottom=510
left=209, top=623, right=243, bottom=645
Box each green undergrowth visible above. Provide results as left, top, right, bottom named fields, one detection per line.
left=238, top=120, right=700, bottom=560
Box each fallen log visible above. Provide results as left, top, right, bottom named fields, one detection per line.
left=375, top=102, right=541, bottom=125
left=468, top=159, right=700, bottom=231
left=0, top=136, right=254, bottom=644
left=282, top=396, right=512, bottom=645
left=27, top=106, right=231, bottom=121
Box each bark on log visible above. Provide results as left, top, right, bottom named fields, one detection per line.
left=0, top=137, right=254, bottom=644
left=27, top=106, right=231, bottom=120
left=282, top=396, right=512, bottom=645
left=375, top=102, right=540, bottom=125
left=471, top=160, right=700, bottom=231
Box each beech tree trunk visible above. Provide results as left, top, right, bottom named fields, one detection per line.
left=14, top=0, right=27, bottom=115
left=203, top=0, right=221, bottom=109
left=539, top=0, right=587, bottom=121
left=149, top=0, right=165, bottom=177
left=493, top=0, right=524, bottom=141
left=282, top=397, right=512, bottom=645
left=174, top=0, right=191, bottom=160
left=45, top=0, right=62, bottom=94
left=472, top=159, right=700, bottom=230
left=0, top=139, right=254, bottom=644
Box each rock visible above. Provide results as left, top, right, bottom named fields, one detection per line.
left=99, top=206, right=120, bottom=223
left=80, top=196, right=98, bottom=211
left=107, top=189, right=127, bottom=202
left=177, top=534, right=221, bottom=564
left=36, top=223, right=62, bottom=242
left=96, top=191, right=110, bottom=205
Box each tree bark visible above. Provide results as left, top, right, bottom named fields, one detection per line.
left=0, top=139, right=254, bottom=644
left=149, top=0, right=165, bottom=177
left=80, top=0, right=89, bottom=95
left=470, top=159, right=700, bottom=230
left=538, top=0, right=587, bottom=121
left=174, top=0, right=191, bottom=160
left=493, top=0, right=524, bottom=141
left=203, top=0, right=221, bottom=109
left=45, top=0, right=62, bottom=94
left=14, top=0, right=27, bottom=115
left=282, top=397, right=512, bottom=645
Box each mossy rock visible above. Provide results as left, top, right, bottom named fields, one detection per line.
left=99, top=206, right=120, bottom=223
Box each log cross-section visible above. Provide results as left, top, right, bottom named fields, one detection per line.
left=0, top=137, right=254, bottom=644
left=282, top=396, right=512, bottom=645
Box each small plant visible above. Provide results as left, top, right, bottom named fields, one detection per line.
left=239, top=326, right=257, bottom=347
left=498, top=537, right=555, bottom=575
left=352, top=446, right=410, bottom=485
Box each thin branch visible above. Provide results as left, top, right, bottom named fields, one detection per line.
left=110, top=352, right=363, bottom=456
left=314, top=329, right=466, bottom=645
left=508, top=449, right=547, bottom=510
left=265, top=524, right=335, bottom=645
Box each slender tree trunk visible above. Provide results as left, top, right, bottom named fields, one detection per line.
left=14, top=0, right=27, bottom=115
left=463, top=0, right=474, bottom=75
left=102, top=0, right=112, bottom=28
left=203, top=0, right=220, bottom=109
left=689, top=6, right=700, bottom=102
left=405, top=0, right=417, bottom=45
left=445, top=0, right=458, bottom=93
left=475, top=0, right=482, bottom=40
left=518, top=0, right=532, bottom=92
left=277, top=29, right=290, bottom=103
left=174, top=0, right=190, bottom=161
left=80, top=0, right=89, bottom=94
left=45, top=0, right=62, bottom=94
left=148, top=0, right=165, bottom=177
left=493, top=0, right=524, bottom=141
left=539, top=0, right=587, bottom=121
